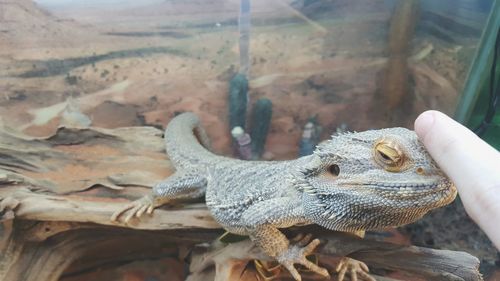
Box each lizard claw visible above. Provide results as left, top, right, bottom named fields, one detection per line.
left=277, top=238, right=330, bottom=281
left=336, top=257, right=375, bottom=281
left=111, top=195, right=155, bottom=223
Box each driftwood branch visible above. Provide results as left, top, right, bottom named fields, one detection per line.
left=0, top=125, right=483, bottom=281
left=187, top=230, right=481, bottom=281
left=0, top=187, right=219, bottom=230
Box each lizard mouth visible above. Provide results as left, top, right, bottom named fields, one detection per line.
left=362, top=179, right=457, bottom=205
left=335, top=179, right=455, bottom=197
left=363, top=180, right=453, bottom=192
left=342, top=179, right=457, bottom=210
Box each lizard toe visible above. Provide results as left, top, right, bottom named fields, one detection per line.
left=299, top=257, right=330, bottom=278
left=112, top=195, right=156, bottom=223
left=290, top=233, right=314, bottom=246
left=146, top=204, right=155, bottom=215
left=281, top=261, right=302, bottom=281
left=290, top=233, right=305, bottom=243
left=110, top=203, right=135, bottom=222
left=124, top=203, right=143, bottom=223
left=336, top=257, right=373, bottom=281
left=277, top=238, right=329, bottom=280
left=337, top=262, right=347, bottom=281
left=303, top=238, right=321, bottom=254
left=135, top=204, right=149, bottom=218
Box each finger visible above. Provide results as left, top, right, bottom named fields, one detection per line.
left=136, top=204, right=149, bottom=218
left=414, top=110, right=499, bottom=189
left=415, top=110, right=500, bottom=248
left=110, top=204, right=134, bottom=221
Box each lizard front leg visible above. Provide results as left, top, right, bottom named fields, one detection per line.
left=111, top=171, right=207, bottom=223
left=252, top=224, right=329, bottom=281
left=240, top=198, right=329, bottom=281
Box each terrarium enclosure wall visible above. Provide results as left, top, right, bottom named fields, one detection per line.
left=0, top=0, right=493, bottom=158
left=0, top=0, right=497, bottom=280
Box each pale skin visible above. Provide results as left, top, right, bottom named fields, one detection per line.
left=414, top=110, right=500, bottom=250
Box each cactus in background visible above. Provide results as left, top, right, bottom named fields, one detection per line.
left=228, top=73, right=249, bottom=131
left=228, top=0, right=251, bottom=148
left=239, top=0, right=251, bottom=75
left=228, top=0, right=251, bottom=146
left=250, top=98, right=272, bottom=159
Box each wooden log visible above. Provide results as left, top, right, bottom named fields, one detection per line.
left=0, top=220, right=89, bottom=281
left=0, top=220, right=224, bottom=281
left=318, top=231, right=482, bottom=281
left=0, top=187, right=219, bottom=230
left=0, top=186, right=482, bottom=280
left=188, top=230, right=481, bottom=281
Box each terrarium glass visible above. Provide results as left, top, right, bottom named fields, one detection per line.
left=1, top=1, right=498, bottom=281
left=0, top=0, right=494, bottom=158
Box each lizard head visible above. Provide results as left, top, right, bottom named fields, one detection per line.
left=297, top=127, right=457, bottom=232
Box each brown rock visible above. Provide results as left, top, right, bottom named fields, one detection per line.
left=87, top=101, right=142, bottom=128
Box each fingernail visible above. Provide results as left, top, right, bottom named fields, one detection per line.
left=414, top=111, right=435, bottom=138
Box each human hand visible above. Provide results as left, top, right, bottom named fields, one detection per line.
left=414, top=110, right=500, bottom=249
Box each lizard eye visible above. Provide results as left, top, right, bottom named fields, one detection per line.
left=374, top=140, right=405, bottom=171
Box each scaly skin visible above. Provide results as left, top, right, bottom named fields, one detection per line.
left=112, top=112, right=457, bottom=281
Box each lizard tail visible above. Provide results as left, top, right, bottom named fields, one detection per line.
left=164, top=112, right=218, bottom=168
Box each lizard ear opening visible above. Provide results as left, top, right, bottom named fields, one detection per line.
left=320, top=164, right=340, bottom=180
left=327, top=164, right=340, bottom=177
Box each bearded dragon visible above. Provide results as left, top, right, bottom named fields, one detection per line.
left=111, top=112, right=457, bottom=281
